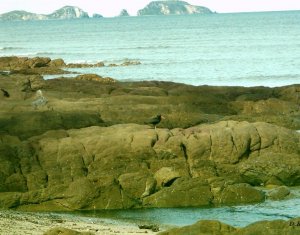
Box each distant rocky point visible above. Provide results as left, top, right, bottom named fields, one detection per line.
left=137, top=0, right=213, bottom=16
left=0, top=6, right=89, bottom=21
left=47, top=6, right=89, bottom=19
left=119, top=9, right=130, bottom=17
left=92, top=13, right=103, bottom=18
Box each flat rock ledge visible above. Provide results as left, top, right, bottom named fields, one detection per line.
left=0, top=56, right=141, bottom=75
left=0, top=121, right=299, bottom=210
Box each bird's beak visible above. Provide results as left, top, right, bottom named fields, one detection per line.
left=161, top=115, right=165, bottom=119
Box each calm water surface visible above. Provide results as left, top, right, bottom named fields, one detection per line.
left=56, top=192, right=300, bottom=228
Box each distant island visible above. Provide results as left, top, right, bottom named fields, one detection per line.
left=137, top=0, right=213, bottom=16
left=0, top=1, right=213, bottom=21
left=0, top=6, right=91, bottom=21
left=119, top=9, right=130, bottom=17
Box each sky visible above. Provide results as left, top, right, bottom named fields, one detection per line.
left=0, top=0, right=300, bottom=17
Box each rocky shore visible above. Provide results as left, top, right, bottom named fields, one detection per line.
left=0, top=56, right=299, bottom=234
left=0, top=210, right=159, bottom=234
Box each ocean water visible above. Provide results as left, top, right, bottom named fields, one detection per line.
left=65, top=192, right=300, bottom=228
left=1, top=11, right=300, bottom=86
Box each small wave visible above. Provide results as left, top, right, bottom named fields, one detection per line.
left=102, top=58, right=141, bottom=64
left=0, top=46, right=24, bottom=51
left=116, top=45, right=170, bottom=50
left=35, top=52, right=57, bottom=56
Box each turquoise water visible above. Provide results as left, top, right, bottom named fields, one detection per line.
left=63, top=194, right=300, bottom=228
left=1, top=11, right=300, bottom=86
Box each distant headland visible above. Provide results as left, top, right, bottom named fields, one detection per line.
left=0, top=1, right=213, bottom=21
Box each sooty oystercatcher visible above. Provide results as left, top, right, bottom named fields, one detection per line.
left=145, top=114, right=165, bottom=129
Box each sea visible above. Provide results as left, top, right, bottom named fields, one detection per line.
left=1, top=10, right=300, bottom=87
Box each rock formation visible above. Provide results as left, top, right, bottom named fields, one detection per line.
left=137, top=1, right=213, bottom=16
left=0, top=11, right=47, bottom=21
left=0, top=56, right=299, bottom=212
left=0, top=121, right=298, bottom=210
left=47, top=6, right=89, bottom=20
left=0, top=6, right=89, bottom=21
left=92, top=13, right=103, bottom=18
left=119, top=9, right=130, bottom=17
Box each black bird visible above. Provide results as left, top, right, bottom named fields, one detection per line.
left=145, top=114, right=165, bottom=129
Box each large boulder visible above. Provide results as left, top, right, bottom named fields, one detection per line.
left=266, top=186, right=291, bottom=200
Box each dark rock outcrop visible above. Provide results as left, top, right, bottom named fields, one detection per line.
left=138, top=1, right=213, bottom=16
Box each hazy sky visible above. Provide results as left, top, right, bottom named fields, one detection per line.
left=0, top=0, right=300, bottom=17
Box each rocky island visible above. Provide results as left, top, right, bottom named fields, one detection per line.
left=137, top=0, right=213, bottom=16
left=0, top=56, right=299, bottom=234
left=119, top=9, right=130, bottom=17
left=0, top=6, right=89, bottom=21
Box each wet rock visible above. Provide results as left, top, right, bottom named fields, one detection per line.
left=267, top=186, right=291, bottom=200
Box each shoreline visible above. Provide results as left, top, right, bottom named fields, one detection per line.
left=0, top=210, right=161, bottom=235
